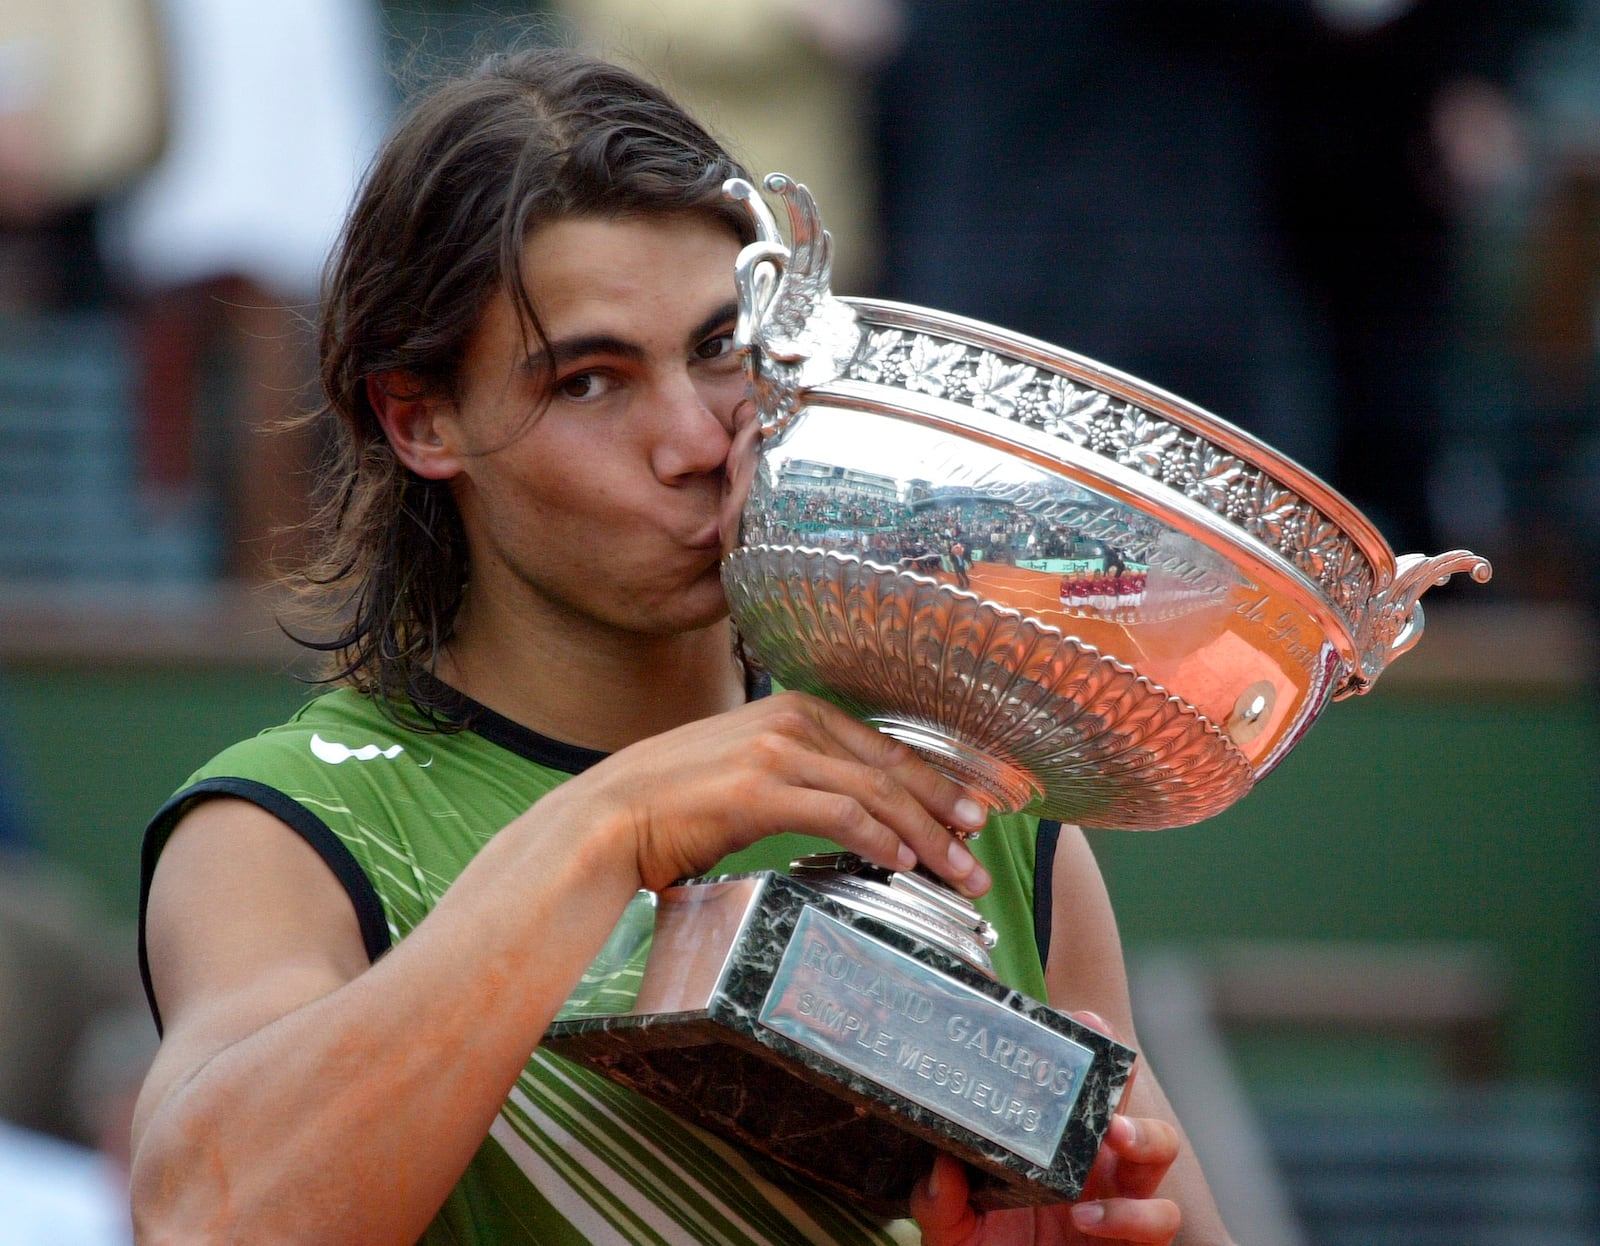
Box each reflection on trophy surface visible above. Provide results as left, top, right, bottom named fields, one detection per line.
left=544, top=173, right=1492, bottom=1212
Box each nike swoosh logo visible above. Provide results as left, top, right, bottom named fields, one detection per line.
left=310, top=733, right=405, bottom=764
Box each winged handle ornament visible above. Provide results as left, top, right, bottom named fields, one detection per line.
left=724, top=174, right=865, bottom=434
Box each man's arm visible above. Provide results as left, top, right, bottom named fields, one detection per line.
left=133, top=789, right=650, bottom=1244
left=133, top=691, right=995, bottom=1244
left=1044, top=826, right=1236, bottom=1246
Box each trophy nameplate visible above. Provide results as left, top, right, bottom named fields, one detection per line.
left=544, top=873, right=1134, bottom=1213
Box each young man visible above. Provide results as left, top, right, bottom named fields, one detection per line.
left=132, top=47, right=1233, bottom=1244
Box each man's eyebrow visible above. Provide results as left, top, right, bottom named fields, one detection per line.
left=688, top=301, right=739, bottom=347
left=535, top=333, right=648, bottom=373
left=521, top=301, right=738, bottom=375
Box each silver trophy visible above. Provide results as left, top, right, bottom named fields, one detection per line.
left=544, top=175, right=1491, bottom=1213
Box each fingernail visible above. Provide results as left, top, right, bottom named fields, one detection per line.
left=1077, top=1010, right=1109, bottom=1033
left=926, top=1160, right=942, bottom=1202
left=897, top=843, right=917, bottom=871
left=951, top=841, right=990, bottom=895
left=953, top=797, right=986, bottom=829
left=1070, top=1202, right=1105, bottom=1229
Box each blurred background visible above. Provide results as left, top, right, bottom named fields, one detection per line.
left=1, top=0, right=1598, bottom=1241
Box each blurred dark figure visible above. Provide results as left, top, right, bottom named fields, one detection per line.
left=0, top=0, right=167, bottom=314
left=0, top=670, right=34, bottom=856
left=873, top=1, right=1331, bottom=479
left=1258, top=0, right=1569, bottom=556
left=97, top=0, right=391, bottom=581
left=0, top=871, right=154, bottom=1245
left=873, top=1, right=1571, bottom=559
left=1499, top=1, right=1600, bottom=604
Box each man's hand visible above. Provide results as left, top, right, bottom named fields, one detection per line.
left=910, top=1013, right=1182, bottom=1245
left=910, top=1119, right=1181, bottom=1246
left=583, top=690, right=992, bottom=895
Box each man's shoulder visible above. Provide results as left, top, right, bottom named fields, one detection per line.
left=183, top=686, right=566, bottom=798
left=187, top=688, right=425, bottom=786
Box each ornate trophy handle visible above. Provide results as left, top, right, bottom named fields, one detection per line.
left=724, top=174, right=864, bottom=435
left=1340, top=550, right=1493, bottom=698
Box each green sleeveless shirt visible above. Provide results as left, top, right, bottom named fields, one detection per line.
left=139, top=686, right=1058, bottom=1245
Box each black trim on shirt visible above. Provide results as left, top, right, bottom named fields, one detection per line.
left=1033, top=819, right=1062, bottom=971
left=137, top=672, right=765, bottom=1030
left=138, top=777, right=393, bottom=1035
left=138, top=670, right=786, bottom=1032
left=445, top=695, right=612, bottom=776
left=439, top=669, right=773, bottom=777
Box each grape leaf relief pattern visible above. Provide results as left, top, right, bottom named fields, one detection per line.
left=848, top=329, right=1376, bottom=626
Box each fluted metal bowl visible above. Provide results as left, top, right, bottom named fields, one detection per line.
left=720, top=176, right=1491, bottom=830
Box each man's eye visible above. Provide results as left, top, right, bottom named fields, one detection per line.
left=558, top=371, right=607, bottom=399
left=695, top=334, right=736, bottom=362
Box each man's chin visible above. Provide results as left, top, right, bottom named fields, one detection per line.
left=676, top=596, right=733, bottom=636
left=634, top=584, right=731, bottom=638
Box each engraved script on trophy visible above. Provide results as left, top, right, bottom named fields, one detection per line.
left=718, top=170, right=1497, bottom=835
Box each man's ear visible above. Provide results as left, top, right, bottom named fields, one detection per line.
left=368, top=372, right=463, bottom=481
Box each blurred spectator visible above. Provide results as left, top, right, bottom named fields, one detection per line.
left=0, top=860, right=118, bottom=1139
left=97, top=0, right=392, bottom=580
left=0, top=1119, right=132, bottom=1245
left=0, top=1006, right=156, bottom=1246
left=68, top=1005, right=157, bottom=1184
left=0, top=0, right=167, bottom=313
left=1257, top=0, right=1570, bottom=556
left=0, top=803, right=21, bottom=855
left=872, top=1, right=1333, bottom=481
left=554, top=0, right=900, bottom=292
left=0, top=835, right=152, bottom=1244
left=1495, top=0, right=1600, bottom=603
left=873, top=1, right=1574, bottom=562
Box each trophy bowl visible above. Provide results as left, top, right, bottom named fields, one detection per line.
left=720, top=174, right=1492, bottom=831
left=543, top=175, right=1493, bottom=1217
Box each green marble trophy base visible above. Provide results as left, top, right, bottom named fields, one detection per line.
left=543, top=871, right=1135, bottom=1215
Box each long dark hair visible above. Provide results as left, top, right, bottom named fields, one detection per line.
left=286, top=45, right=752, bottom=724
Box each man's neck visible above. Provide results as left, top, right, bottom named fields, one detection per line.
left=435, top=605, right=747, bottom=754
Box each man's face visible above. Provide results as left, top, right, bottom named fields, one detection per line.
left=441, top=213, right=748, bottom=641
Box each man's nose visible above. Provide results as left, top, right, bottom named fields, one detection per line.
left=650, top=372, right=735, bottom=480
